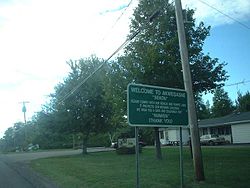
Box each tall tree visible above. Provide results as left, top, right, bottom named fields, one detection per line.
left=13, top=122, right=26, bottom=150
left=2, top=127, right=15, bottom=151
left=211, top=88, right=234, bottom=117
left=114, top=0, right=228, bottom=159
left=103, top=63, right=129, bottom=144
left=236, top=91, right=250, bottom=112
left=195, top=95, right=211, bottom=120
left=52, top=56, right=112, bottom=154
left=31, top=110, right=69, bottom=149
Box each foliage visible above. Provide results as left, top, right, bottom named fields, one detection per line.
left=102, top=62, right=130, bottom=145
left=30, top=110, right=73, bottom=149
left=116, top=146, right=142, bottom=155
left=196, top=95, right=211, bottom=119
left=50, top=56, right=113, bottom=153
left=236, top=91, right=250, bottom=112
left=87, top=133, right=110, bottom=147
left=0, top=122, right=29, bottom=151
left=1, top=1, right=230, bottom=152
left=111, top=0, right=227, bottom=158
left=211, top=88, right=235, bottom=117
left=117, top=0, right=227, bottom=92
left=139, top=127, right=155, bottom=145
left=0, top=56, right=114, bottom=152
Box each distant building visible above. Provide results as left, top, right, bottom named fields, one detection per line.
left=159, top=111, right=250, bottom=145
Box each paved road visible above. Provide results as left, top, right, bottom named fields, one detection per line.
left=0, top=160, right=35, bottom=188
left=0, top=147, right=114, bottom=188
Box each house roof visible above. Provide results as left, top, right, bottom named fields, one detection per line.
left=198, top=111, right=250, bottom=128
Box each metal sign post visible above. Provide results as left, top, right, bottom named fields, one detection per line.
left=135, top=127, right=140, bottom=188
left=179, top=127, right=184, bottom=188
left=127, top=83, right=188, bottom=188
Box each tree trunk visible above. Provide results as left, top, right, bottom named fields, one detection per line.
left=72, top=134, right=75, bottom=149
left=154, top=127, right=162, bottom=160
left=82, top=144, right=87, bottom=155
left=108, top=132, right=115, bottom=146
left=82, top=132, right=89, bottom=155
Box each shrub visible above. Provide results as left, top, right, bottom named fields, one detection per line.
left=87, top=134, right=110, bottom=147
left=116, top=146, right=142, bottom=155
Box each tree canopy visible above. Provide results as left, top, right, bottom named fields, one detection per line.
left=236, top=91, right=250, bottom=112
left=1, top=0, right=231, bottom=152
left=117, top=0, right=227, bottom=93
left=109, top=0, right=228, bottom=159
left=211, top=88, right=234, bottom=117
left=51, top=56, right=112, bottom=153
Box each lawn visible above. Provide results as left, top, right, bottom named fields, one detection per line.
left=31, top=147, right=250, bottom=188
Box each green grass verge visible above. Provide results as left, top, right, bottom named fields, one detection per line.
left=31, top=147, right=250, bottom=188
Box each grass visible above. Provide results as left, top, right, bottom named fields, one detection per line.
left=31, top=147, right=250, bottom=188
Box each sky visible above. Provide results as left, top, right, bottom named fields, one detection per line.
left=0, top=0, right=250, bottom=137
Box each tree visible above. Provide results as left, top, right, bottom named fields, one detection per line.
left=2, top=127, right=15, bottom=151
left=211, top=88, right=234, bottom=117
left=114, top=0, right=228, bottom=159
left=1, top=122, right=27, bottom=151
left=31, top=110, right=70, bottom=149
left=13, top=122, right=26, bottom=150
left=195, top=95, right=211, bottom=120
left=51, top=56, right=112, bottom=154
left=236, top=91, right=250, bottom=112
left=103, top=63, right=129, bottom=144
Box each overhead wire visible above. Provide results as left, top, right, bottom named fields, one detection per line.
left=57, top=32, right=139, bottom=104
left=57, top=9, right=162, bottom=105
left=198, top=0, right=250, bottom=30
left=225, top=80, right=250, bottom=87
left=59, top=0, right=250, bottom=105
left=100, top=0, right=134, bottom=42
left=55, top=1, right=134, bottom=102
left=194, top=1, right=250, bottom=94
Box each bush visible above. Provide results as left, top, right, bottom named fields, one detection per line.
left=87, top=133, right=110, bottom=147
left=116, top=146, right=142, bottom=155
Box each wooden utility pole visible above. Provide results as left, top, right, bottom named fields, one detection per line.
left=19, top=101, right=30, bottom=143
left=174, top=0, right=205, bottom=181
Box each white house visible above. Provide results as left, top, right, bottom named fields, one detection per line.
left=159, top=111, right=250, bottom=145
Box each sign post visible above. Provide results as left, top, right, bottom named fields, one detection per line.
left=135, top=126, right=140, bottom=188
left=127, top=83, right=188, bottom=188
left=180, top=127, right=184, bottom=188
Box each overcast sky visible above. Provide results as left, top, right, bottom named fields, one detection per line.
left=0, top=0, right=250, bottom=137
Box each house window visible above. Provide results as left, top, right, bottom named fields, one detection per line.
left=218, top=127, right=225, bottom=135
left=202, top=128, right=208, bottom=135
left=225, top=126, right=231, bottom=135
left=160, top=131, right=164, bottom=139
left=210, top=128, right=217, bottom=134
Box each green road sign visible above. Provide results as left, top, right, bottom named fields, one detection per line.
left=127, top=83, right=188, bottom=127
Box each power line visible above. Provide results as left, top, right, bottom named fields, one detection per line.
left=225, top=80, right=250, bottom=87
left=198, top=0, right=250, bottom=30
left=58, top=29, right=140, bottom=104
left=56, top=2, right=135, bottom=100
left=101, top=0, right=134, bottom=42
left=58, top=10, right=161, bottom=104
left=56, top=2, right=135, bottom=99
